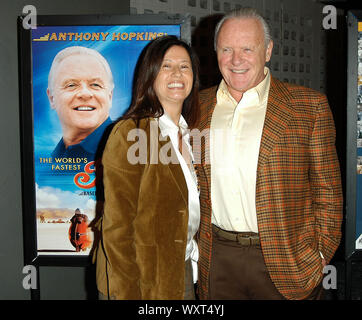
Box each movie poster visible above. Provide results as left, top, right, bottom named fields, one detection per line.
left=31, top=25, right=180, bottom=255
left=356, top=24, right=362, bottom=249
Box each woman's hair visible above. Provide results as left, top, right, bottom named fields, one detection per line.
left=123, top=35, right=200, bottom=129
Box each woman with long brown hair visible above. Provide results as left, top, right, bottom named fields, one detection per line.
left=96, top=35, right=200, bottom=300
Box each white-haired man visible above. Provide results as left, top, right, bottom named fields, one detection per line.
left=196, top=7, right=343, bottom=300
left=47, top=46, right=114, bottom=160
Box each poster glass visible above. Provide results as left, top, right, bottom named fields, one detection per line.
left=22, top=20, right=182, bottom=263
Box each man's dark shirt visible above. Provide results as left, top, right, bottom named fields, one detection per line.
left=51, top=117, right=112, bottom=161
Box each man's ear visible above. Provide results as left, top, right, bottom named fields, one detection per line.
left=47, top=88, right=56, bottom=109
left=265, top=40, right=273, bottom=63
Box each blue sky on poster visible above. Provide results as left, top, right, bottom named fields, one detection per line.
left=31, top=24, right=180, bottom=201
left=31, top=25, right=180, bottom=155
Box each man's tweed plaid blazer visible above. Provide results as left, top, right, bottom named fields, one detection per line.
left=194, top=76, right=343, bottom=300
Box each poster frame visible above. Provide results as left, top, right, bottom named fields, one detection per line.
left=18, top=13, right=190, bottom=267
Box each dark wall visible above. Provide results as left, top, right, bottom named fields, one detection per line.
left=0, top=0, right=129, bottom=300
left=2, top=0, right=362, bottom=301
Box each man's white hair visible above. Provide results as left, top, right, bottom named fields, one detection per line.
left=47, top=46, right=114, bottom=93
left=214, top=7, right=272, bottom=50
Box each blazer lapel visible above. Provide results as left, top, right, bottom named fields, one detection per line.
left=199, top=87, right=218, bottom=199
left=257, top=77, right=294, bottom=173
left=157, top=125, right=188, bottom=206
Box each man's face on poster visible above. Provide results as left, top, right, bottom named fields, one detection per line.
left=47, top=54, right=113, bottom=139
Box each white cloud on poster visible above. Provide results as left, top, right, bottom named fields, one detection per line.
left=35, top=184, right=96, bottom=218
left=35, top=183, right=61, bottom=208
left=86, top=198, right=96, bottom=216
left=356, top=234, right=362, bottom=249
